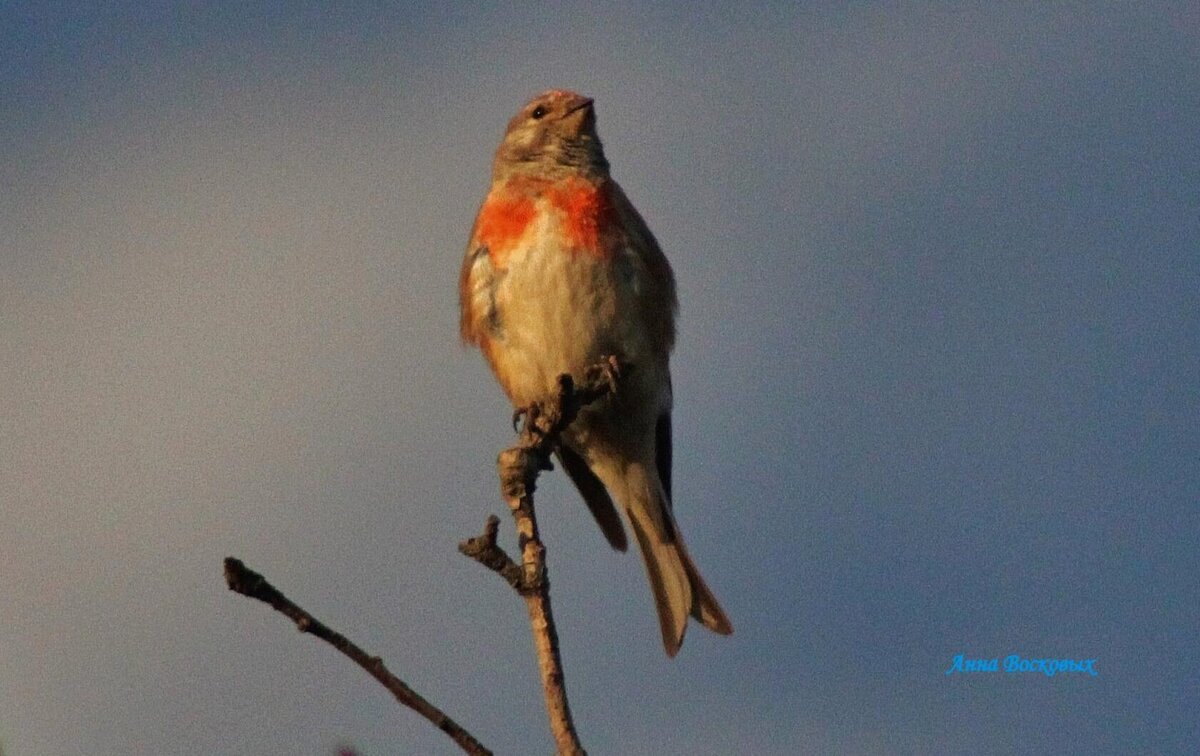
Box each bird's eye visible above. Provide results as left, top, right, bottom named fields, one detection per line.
left=531, top=105, right=548, bottom=120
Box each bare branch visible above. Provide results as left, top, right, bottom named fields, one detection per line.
left=461, top=356, right=625, bottom=756
left=223, top=557, right=491, bottom=756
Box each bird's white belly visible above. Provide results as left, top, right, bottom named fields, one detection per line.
left=491, top=231, right=644, bottom=406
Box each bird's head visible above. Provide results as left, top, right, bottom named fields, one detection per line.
left=493, top=89, right=609, bottom=180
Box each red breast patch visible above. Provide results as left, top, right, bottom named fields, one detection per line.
left=547, top=179, right=616, bottom=257
left=475, top=190, right=537, bottom=267
left=474, top=177, right=617, bottom=266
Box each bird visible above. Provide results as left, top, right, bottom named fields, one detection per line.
left=459, top=89, right=732, bottom=656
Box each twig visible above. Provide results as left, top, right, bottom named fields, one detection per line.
left=459, top=356, right=624, bottom=756
left=223, top=557, right=491, bottom=756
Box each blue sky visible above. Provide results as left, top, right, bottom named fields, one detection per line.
left=2, top=3, right=1197, bottom=754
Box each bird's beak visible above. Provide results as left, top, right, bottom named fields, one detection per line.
left=564, top=95, right=594, bottom=115
left=562, top=95, right=595, bottom=134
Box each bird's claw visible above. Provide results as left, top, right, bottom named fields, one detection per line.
left=512, top=403, right=546, bottom=433
left=595, top=354, right=622, bottom=395
left=511, top=406, right=529, bottom=433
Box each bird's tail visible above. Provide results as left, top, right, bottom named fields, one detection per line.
left=618, top=463, right=733, bottom=656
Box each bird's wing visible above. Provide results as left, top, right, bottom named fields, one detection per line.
left=557, top=445, right=628, bottom=552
